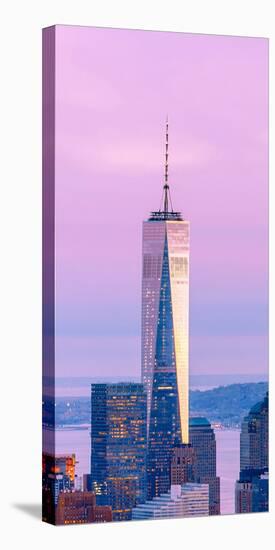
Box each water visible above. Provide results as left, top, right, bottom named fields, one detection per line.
left=215, top=429, right=240, bottom=514
left=55, top=427, right=91, bottom=478
left=53, top=426, right=240, bottom=515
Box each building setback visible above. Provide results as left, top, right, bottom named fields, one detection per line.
left=142, top=120, right=190, bottom=499
left=189, top=417, right=220, bottom=515
left=90, top=383, right=147, bottom=521
left=132, top=483, right=209, bottom=520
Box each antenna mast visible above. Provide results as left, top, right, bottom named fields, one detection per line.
left=163, top=117, right=169, bottom=213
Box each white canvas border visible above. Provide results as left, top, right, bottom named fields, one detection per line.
left=0, top=1, right=273, bottom=549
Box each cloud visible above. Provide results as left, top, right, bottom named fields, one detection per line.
left=56, top=133, right=217, bottom=176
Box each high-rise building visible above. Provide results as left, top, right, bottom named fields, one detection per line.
left=56, top=491, right=112, bottom=525
left=83, top=473, right=93, bottom=492
left=235, top=392, right=269, bottom=514
left=142, top=120, right=190, bottom=499
left=252, top=472, right=268, bottom=513
left=106, top=477, right=138, bottom=522
left=42, top=452, right=76, bottom=489
left=57, top=454, right=76, bottom=484
left=42, top=472, right=70, bottom=524
left=42, top=452, right=74, bottom=523
left=45, top=472, right=71, bottom=505
left=171, top=444, right=196, bottom=485
left=189, top=417, right=220, bottom=515
left=240, top=392, right=268, bottom=471
left=132, top=483, right=209, bottom=520
left=90, top=383, right=147, bottom=521
left=235, top=469, right=268, bottom=514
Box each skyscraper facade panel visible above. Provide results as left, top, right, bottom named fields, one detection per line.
left=236, top=393, right=269, bottom=513
left=90, top=383, right=147, bottom=520
left=141, top=220, right=166, bottom=433
left=189, top=417, right=220, bottom=515
left=240, top=393, right=268, bottom=472
left=167, top=221, right=190, bottom=444
left=142, top=219, right=190, bottom=499
left=141, top=121, right=190, bottom=500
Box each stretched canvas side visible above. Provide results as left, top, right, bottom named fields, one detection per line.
left=42, top=25, right=56, bottom=525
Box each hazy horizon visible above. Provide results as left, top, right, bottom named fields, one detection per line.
left=44, top=373, right=268, bottom=398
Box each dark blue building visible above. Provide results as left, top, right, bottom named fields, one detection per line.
left=42, top=453, right=73, bottom=524
left=236, top=392, right=269, bottom=514
left=252, top=472, right=268, bottom=512
left=240, top=392, right=268, bottom=471
left=146, top=237, right=183, bottom=499
left=189, top=417, right=220, bottom=515
left=235, top=468, right=268, bottom=513
left=90, top=383, right=147, bottom=521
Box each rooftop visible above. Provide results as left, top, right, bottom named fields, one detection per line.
left=148, top=211, right=183, bottom=222
left=189, top=417, right=211, bottom=427
left=249, top=393, right=268, bottom=415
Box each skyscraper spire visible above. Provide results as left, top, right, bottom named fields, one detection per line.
left=149, top=118, right=182, bottom=221
left=163, top=116, right=169, bottom=213
left=142, top=119, right=190, bottom=498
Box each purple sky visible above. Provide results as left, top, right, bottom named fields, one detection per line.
left=54, top=25, right=268, bottom=379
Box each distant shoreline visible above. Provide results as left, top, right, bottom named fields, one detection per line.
left=43, top=381, right=268, bottom=430
left=43, top=375, right=268, bottom=399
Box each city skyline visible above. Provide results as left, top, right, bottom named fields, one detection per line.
left=51, top=26, right=268, bottom=380
left=43, top=26, right=269, bottom=524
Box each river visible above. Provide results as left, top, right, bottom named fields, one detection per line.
left=54, top=426, right=240, bottom=515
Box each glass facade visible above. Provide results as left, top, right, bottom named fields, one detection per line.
left=142, top=218, right=190, bottom=499
left=189, top=417, right=220, bottom=515
left=90, top=383, right=147, bottom=521
left=167, top=222, right=190, bottom=444
left=252, top=473, right=268, bottom=512
left=142, top=221, right=166, bottom=434
left=42, top=452, right=75, bottom=522
left=240, top=392, right=268, bottom=471
left=235, top=469, right=268, bottom=513
left=236, top=393, right=268, bottom=513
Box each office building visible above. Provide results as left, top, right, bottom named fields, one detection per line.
left=42, top=452, right=76, bottom=489
left=171, top=444, right=196, bottom=484
left=236, top=393, right=269, bottom=513
left=189, top=417, right=220, bottom=515
left=132, top=483, right=209, bottom=520
left=142, top=120, right=190, bottom=498
left=252, top=472, right=268, bottom=512
left=42, top=452, right=74, bottom=523
left=235, top=469, right=268, bottom=514
left=90, top=383, right=147, bottom=521
left=240, top=392, right=268, bottom=471
left=56, top=491, right=112, bottom=525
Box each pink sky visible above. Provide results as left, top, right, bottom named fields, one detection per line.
left=53, top=25, right=268, bottom=379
